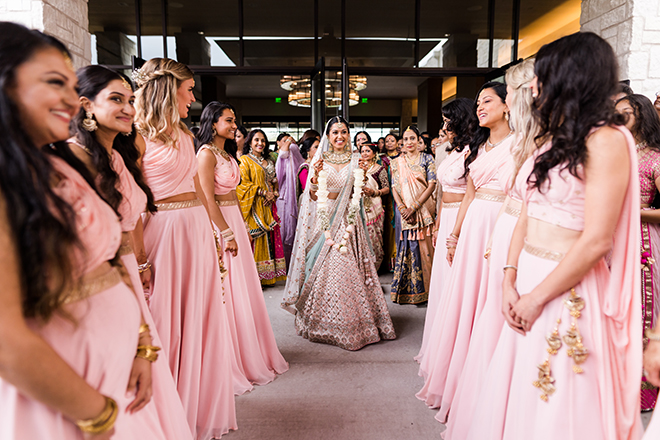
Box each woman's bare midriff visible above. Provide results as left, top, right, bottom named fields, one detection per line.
left=526, top=217, right=581, bottom=254
left=155, top=191, right=197, bottom=204
left=215, top=190, right=237, bottom=202
left=442, top=192, right=464, bottom=204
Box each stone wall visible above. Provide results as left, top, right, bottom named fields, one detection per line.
left=582, top=0, right=660, bottom=100
left=0, top=0, right=91, bottom=68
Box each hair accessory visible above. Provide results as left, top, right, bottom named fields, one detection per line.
left=62, top=52, right=74, bottom=71
left=82, top=111, right=98, bottom=132
left=121, top=77, right=132, bottom=91
left=131, top=67, right=149, bottom=88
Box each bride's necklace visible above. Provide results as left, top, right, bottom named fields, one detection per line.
left=486, top=130, right=514, bottom=149
left=323, top=149, right=351, bottom=164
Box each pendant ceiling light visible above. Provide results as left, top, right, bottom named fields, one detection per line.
left=280, top=72, right=367, bottom=108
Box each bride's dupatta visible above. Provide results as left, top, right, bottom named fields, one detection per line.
left=391, top=154, right=436, bottom=239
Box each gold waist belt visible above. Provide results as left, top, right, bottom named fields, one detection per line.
left=443, top=201, right=461, bottom=209
left=523, top=241, right=565, bottom=262
left=216, top=199, right=238, bottom=206
left=475, top=192, right=506, bottom=203
left=64, top=268, right=122, bottom=304
left=504, top=204, right=521, bottom=218
left=155, top=199, right=202, bottom=211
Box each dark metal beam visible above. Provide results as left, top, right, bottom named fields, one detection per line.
left=414, top=0, right=420, bottom=67
left=487, top=0, right=495, bottom=68
left=238, top=0, right=244, bottom=66
left=512, top=0, right=521, bottom=62
left=341, top=0, right=346, bottom=60
left=314, top=0, right=318, bottom=63
left=161, top=0, right=167, bottom=56
left=341, top=58, right=348, bottom=120
left=134, top=0, right=142, bottom=58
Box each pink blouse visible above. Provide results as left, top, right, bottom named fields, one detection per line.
left=197, top=145, right=240, bottom=195
left=142, top=129, right=198, bottom=200
left=437, top=148, right=467, bottom=195
left=469, top=135, right=515, bottom=191
left=50, top=156, right=121, bottom=275
left=639, top=149, right=660, bottom=205
left=526, top=143, right=586, bottom=231
left=112, top=151, right=147, bottom=231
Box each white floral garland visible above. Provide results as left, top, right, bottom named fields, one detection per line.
left=317, top=167, right=365, bottom=254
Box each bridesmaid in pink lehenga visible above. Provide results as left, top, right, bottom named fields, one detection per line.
left=444, top=60, right=539, bottom=437
left=0, top=24, right=165, bottom=439
left=197, top=101, right=289, bottom=387
left=615, top=94, right=660, bottom=411
left=135, top=58, right=237, bottom=439
left=416, top=82, right=514, bottom=418
left=68, top=65, right=192, bottom=438
left=415, top=98, right=474, bottom=367
left=466, top=32, right=642, bottom=440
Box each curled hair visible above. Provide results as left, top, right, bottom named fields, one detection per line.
left=0, top=22, right=90, bottom=320
left=464, top=82, right=507, bottom=177
left=353, top=130, right=372, bottom=148
left=505, top=59, right=540, bottom=188
left=197, top=101, right=238, bottom=160
left=325, top=116, right=350, bottom=136
left=616, top=94, right=660, bottom=151
left=442, top=97, right=476, bottom=153
left=134, top=58, right=193, bottom=147
left=530, top=32, right=626, bottom=190
left=300, top=136, right=319, bottom=159
left=244, top=129, right=272, bottom=159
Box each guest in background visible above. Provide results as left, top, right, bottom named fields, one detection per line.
left=276, top=130, right=305, bottom=267
left=235, top=125, right=247, bottom=159
left=360, top=142, right=390, bottom=269
left=354, top=130, right=371, bottom=152
left=296, top=136, right=320, bottom=202
left=237, top=129, right=287, bottom=286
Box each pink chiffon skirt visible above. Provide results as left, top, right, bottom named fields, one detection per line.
left=0, top=279, right=166, bottom=439
left=415, top=203, right=460, bottom=367
left=122, top=253, right=193, bottom=439
left=143, top=205, right=237, bottom=439
left=416, top=197, right=503, bottom=417
left=443, top=209, right=518, bottom=435
left=467, top=249, right=640, bottom=440
left=216, top=203, right=288, bottom=387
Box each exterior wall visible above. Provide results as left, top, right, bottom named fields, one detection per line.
left=582, top=0, right=660, bottom=100
left=0, top=0, right=91, bottom=68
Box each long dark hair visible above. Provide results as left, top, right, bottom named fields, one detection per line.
left=300, top=136, right=319, bottom=159
left=442, top=97, right=476, bottom=153
left=0, top=22, right=96, bottom=320
left=617, top=94, right=660, bottom=151
left=197, top=101, right=238, bottom=160
left=530, top=32, right=625, bottom=190
left=74, top=66, right=156, bottom=214
left=244, top=129, right=272, bottom=158
left=464, top=82, right=507, bottom=177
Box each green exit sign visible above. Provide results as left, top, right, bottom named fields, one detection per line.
left=275, top=97, right=282, bottom=103
left=361, top=97, right=368, bottom=104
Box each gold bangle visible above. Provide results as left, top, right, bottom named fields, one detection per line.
left=138, top=323, right=150, bottom=336
left=646, top=329, right=660, bottom=342
left=136, top=345, right=161, bottom=363
left=76, top=396, right=118, bottom=434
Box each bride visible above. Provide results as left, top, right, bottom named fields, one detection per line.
left=282, top=116, right=396, bottom=350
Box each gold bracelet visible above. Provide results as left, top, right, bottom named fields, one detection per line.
left=136, top=345, right=161, bottom=362
left=138, top=323, right=150, bottom=336
left=76, top=396, right=118, bottom=434
left=646, top=329, right=660, bottom=342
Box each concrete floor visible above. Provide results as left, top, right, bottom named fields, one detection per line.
left=227, top=273, right=445, bottom=440
left=226, top=273, right=654, bottom=440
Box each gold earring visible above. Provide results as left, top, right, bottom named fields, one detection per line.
left=505, top=112, right=510, bottom=122
left=212, top=128, right=217, bottom=137
left=82, top=111, right=97, bottom=132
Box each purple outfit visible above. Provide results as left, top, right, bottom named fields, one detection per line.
left=276, top=144, right=305, bottom=267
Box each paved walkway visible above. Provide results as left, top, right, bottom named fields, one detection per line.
left=227, top=273, right=445, bottom=440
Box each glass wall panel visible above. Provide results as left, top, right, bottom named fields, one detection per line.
left=345, top=0, right=415, bottom=67
left=243, top=0, right=315, bottom=67
left=518, top=0, right=581, bottom=59
left=493, top=0, right=514, bottom=67
left=89, top=0, right=138, bottom=65
left=419, top=0, right=489, bottom=68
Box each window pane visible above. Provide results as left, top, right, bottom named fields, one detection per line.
left=518, top=0, right=581, bottom=59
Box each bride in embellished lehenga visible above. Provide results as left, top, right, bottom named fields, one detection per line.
left=282, top=117, right=396, bottom=351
